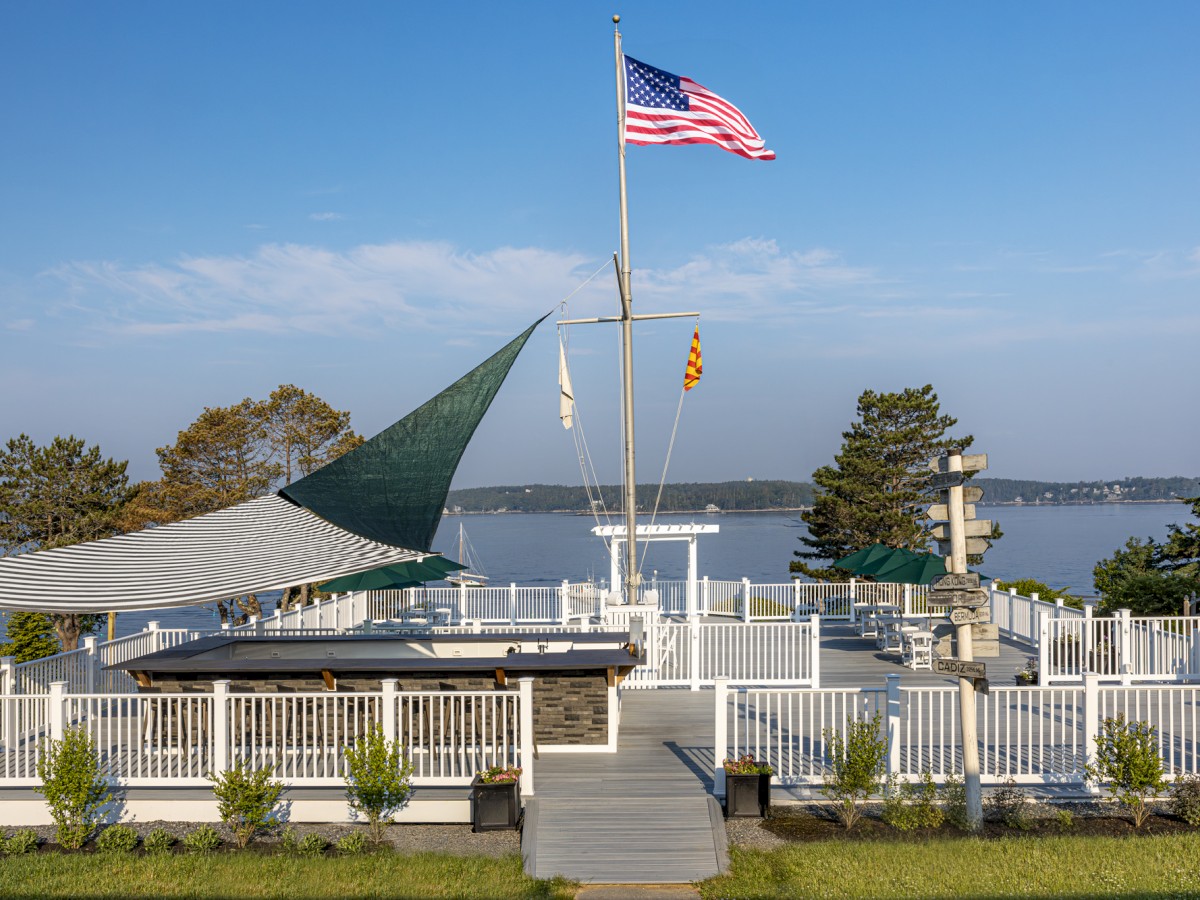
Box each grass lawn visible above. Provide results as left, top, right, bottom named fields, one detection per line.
left=700, top=833, right=1200, bottom=898
left=0, top=852, right=575, bottom=900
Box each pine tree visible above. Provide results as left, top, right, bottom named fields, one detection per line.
left=0, top=611, right=61, bottom=662
left=0, top=435, right=130, bottom=650
left=790, top=385, right=970, bottom=581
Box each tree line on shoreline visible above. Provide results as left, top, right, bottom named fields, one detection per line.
left=444, top=475, right=1199, bottom=514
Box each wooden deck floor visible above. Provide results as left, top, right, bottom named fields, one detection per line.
left=523, top=691, right=723, bottom=884
left=817, top=622, right=1034, bottom=688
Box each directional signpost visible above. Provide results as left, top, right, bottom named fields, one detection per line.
left=926, top=448, right=991, bottom=831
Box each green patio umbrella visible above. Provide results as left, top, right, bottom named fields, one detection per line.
left=318, top=568, right=424, bottom=592
left=319, top=556, right=466, bottom=593
left=833, top=543, right=895, bottom=574
left=871, top=552, right=948, bottom=586
left=854, top=547, right=921, bottom=577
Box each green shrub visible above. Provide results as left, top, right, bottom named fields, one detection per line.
left=182, top=824, right=222, bottom=854
left=986, top=778, right=1032, bottom=830
left=209, top=762, right=284, bottom=849
left=942, top=774, right=971, bottom=831
left=143, top=828, right=176, bottom=854
left=822, top=714, right=886, bottom=831
left=1086, top=714, right=1167, bottom=829
left=882, top=772, right=944, bottom=831
left=4, top=829, right=41, bottom=854
left=296, top=833, right=329, bottom=857
left=1054, top=808, right=1075, bottom=830
left=1169, top=771, right=1200, bottom=826
left=336, top=831, right=369, bottom=855
left=35, top=726, right=110, bottom=850
left=279, top=825, right=300, bottom=855
left=95, top=824, right=139, bottom=853
left=343, top=726, right=413, bottom=843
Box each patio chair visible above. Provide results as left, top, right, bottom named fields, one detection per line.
left=903, top=631, right=934, bottom=670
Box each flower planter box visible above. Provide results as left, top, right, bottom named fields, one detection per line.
left=724, top=770, right=771, bottom=818
left=471, top=776, right=520, bottom=832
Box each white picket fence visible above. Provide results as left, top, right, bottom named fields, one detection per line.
left=0, top=679, right=532, bottom=792
left=714, top=675, right=1200, bottom=795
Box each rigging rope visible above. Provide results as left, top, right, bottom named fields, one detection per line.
left=639, top=316, right=697, bottom=572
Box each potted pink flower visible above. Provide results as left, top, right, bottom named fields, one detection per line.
left=472, top=765, right=522, bottom=832
left=723, top=754, right=773, bottom=817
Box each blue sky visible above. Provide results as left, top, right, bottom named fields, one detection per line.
left=2, top=1, right=1198, bottom=489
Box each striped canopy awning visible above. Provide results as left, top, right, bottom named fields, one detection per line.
left=0, top=495, right=425, bottom=613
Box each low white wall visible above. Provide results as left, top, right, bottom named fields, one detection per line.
left=0, top=795, right=470, bottom=827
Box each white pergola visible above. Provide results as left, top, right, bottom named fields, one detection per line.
left=591, top=522, right=720, bottom=617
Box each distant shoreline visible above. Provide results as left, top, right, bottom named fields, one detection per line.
left=444, top=499, right=1188, bottom=516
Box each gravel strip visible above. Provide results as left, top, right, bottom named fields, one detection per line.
left=10, top=820, right=522, bottom=857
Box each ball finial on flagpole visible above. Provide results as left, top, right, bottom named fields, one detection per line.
left=613, top=15, right=620, bottom=24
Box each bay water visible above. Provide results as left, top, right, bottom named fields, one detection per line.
left=6, top=502, right=1190, bottom=640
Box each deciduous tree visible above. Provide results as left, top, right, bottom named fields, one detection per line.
left=790, top=385, right=973, bottom=582
left=122, top=388, right=363, bottom=623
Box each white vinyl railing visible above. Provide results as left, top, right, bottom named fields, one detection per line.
left=2, top=680, right=532, bottom=792
left=714, top=675, right=1200, bottom=795
left=1040, top=612, right=1200, bottom=685
left=622, top=619, right=820, bottom=690
left=1, top=625, right=198, bottom=696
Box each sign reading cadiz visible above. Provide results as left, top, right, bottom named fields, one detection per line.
left=931, top=572, right=981, bottom=591
left=934, top=658, right=986, bottom=679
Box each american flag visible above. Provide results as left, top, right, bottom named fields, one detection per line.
left=623, top=55, right=774, bottom=161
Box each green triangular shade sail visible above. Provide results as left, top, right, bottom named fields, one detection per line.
left=281, top=316, right=547, bottom=552
left=319, top=556, right=467, bottom=593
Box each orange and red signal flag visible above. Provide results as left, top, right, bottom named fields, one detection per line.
left=683, top=325, right=702, bottom=392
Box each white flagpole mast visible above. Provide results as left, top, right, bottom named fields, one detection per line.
left=613, top=15, right=639, bottom=606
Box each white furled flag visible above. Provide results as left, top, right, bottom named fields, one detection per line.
left=558, top=339, right=575, bottom=429
left=623, top=55, right=775, bottom=161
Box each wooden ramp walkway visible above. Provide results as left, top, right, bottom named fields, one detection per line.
left=523, top=691, right=725, bottom=884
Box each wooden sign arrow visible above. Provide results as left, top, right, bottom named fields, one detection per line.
left=927, top=503, right=975, bottom=522
left=933, top=589, right=990, bottom=608
left=930, top=520, right=993, bottom=541
left=937, top=537, right=990, bottom=556
left=962, top=486, right=984, bottom=504
left=930, top=471, right=964, bottom=490
left=934, top=658, right=986, bottom=679
left=928, top=454, right=988, bottom=474
left=931, top=572, right=981, bottom=590
left=949, top=606, right=991, bottom=625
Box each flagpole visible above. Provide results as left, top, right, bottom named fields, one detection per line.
left=613, top=15, right=639, bottom=607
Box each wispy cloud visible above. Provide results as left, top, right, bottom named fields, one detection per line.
left=308, top=212, right=344, bottom=222
left=5, top=318, right=34, bottom=332
left=38, top=235, right=1190, bottom=344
